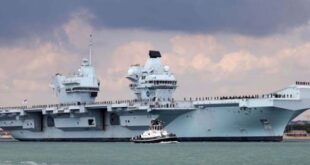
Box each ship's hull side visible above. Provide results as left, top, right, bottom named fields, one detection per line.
left=7, top=105, right=304, bottom=142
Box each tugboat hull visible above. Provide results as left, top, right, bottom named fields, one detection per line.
left=131, top=136, right=178, bottom=143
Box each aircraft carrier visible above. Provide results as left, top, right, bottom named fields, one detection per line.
left=0, top=48, right=310, bottom=141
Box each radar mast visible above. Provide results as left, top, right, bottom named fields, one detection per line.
left=89, top=34, right=93, bottom=65
left=49, top=34, right=100, bottom=104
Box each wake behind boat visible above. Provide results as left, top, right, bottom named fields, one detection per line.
left=131, top=120, right=178, bottom=143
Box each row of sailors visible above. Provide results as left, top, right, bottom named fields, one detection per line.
left=0, top=93, right=295, bottom=110
left=184, top=93, right=293, bottom=101
left=0, top=106, right=27, bottom=110
left=0, top=103, right=82, bottom=110
left=296, top=81, right=310, bottom=85
left=94, top=98, right=176, bottom=105
left=0, top=99, right=177, bottom=110
left=185, top=95, right=259, bottom=101
left=91, top=100, right=180, bottom=108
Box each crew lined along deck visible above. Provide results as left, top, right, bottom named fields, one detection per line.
left=0, top=99, right=193, bottom=111
left=296, top=81, right=310, bottom=86
left=0, top=92, right=298, bottom=111
left=1, top=80, right=301, bottom=111
left=186, top=93, right=295, bottom=101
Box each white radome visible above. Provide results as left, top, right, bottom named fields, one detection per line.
left=128, top=68, right=134, bottom=76
left=164, top=65, right=170, bottom=72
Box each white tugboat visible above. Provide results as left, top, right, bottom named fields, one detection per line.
left=131, top=120, right=178, bottom=143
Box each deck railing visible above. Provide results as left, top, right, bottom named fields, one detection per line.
left=0, top=92, right=297, bottom=111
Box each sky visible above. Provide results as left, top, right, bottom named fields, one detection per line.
left=1, top=0, right=310, bottom=120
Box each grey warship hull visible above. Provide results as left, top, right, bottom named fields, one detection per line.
left=1, top=50, right=310, bottom=142
left=2, top=94, right=309, bottom=142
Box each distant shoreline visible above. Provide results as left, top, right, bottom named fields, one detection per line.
left=283, top=135, right=310, bottom=141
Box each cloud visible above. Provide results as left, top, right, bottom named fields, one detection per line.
left=190, top=53, right=213, bottom=71
left=152, top=25, right=310, bottom=102
left=2, top=12, right=310, bottom=105
left=162, top=34, right=222, bottom=74
left=1, top=6, right=310, bottom=119
left=218, top=51, right=257, bottom=73
left=0, top=0, right=82, bottom=45
left=97, top=41, right=153, bottom=100
left=88, top=0, right=310, bottom=36
left=63, top=9, right=94, bottom=49
left=0, top=42, right=78, bottom=106
left=1, top=0, right=310, bottom=45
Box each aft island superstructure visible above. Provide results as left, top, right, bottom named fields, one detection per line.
left=0, top=50, right=310, bottom=141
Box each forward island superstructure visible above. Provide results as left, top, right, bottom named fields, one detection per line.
left=0, top=50, right=310, bottom=141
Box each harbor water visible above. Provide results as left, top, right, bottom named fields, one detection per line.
left=0, top=141, right=309, bottom=165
